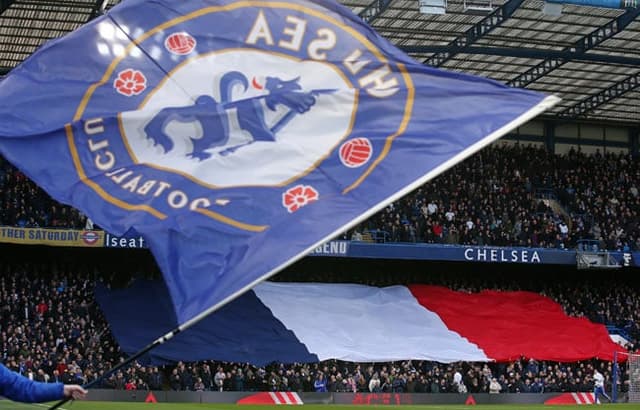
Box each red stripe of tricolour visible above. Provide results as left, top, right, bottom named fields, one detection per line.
left=408, top=285, right=627, bottom=362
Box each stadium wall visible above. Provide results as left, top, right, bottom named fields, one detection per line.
left=2, top=225, right=638, bottom=267
left=79, top=389, right=611, bottom=405
left=103, top=231, right=640, bottom=268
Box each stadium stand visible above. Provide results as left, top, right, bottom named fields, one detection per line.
left=0, top=0, right=637, bottom=406
left=2, top=144, right=639, bottom=250
left=0, top=249, right=636, bottom=394
left=1, top=144, right=638, bottom=396
left=356, top=144, right=639, bottom=251
left=0, top=136, right=638, bottom=400
left=0, top=156, right=87, bottom=229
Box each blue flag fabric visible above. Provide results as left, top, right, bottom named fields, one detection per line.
left=0, top=0, right=558, bottom=324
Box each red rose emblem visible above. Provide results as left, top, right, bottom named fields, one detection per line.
left=282, top=185, right=319, bottom=213
left=114, top=69, right=147, bottom=96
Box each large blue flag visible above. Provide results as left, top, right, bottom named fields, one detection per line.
left=0, top=0, right=558, bottom=324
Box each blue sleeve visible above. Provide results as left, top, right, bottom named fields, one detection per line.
left=0, top=364, right=64, bottom=403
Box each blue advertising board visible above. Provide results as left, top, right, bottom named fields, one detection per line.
left=307, top=240, right=640, bottom=268
left=103, top=232, right=639, bottom=268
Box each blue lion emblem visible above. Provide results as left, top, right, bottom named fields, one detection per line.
left=144, top=71, right=335, bottom=160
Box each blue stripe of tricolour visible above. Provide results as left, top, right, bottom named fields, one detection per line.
left=95, top=279, right=318, bottom=366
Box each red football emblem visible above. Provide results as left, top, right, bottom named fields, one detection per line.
left=165, top=32, right=196, bottom=55
left=339, top=137, right=372, bottom=168
left=282, top=185, right=319, bottom=213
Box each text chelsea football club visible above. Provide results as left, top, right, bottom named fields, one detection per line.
left=246, top=11, right=400, bottom=98
left=84, top=119, right=211, bottom=211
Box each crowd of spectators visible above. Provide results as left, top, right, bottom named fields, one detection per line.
left=0, top=156, right=87, bottom=229
left=2, top=144, right=639, bottom=250
left=151, top=358, right=625, bottom=395
left=0, top=259, right=637, bottom=395
left=348, top=144, right=639, bottom=251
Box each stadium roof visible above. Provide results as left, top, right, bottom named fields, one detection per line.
left=0, top=0, right=638, bottom=125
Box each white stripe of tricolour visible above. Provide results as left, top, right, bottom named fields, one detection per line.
left=288, top=392, right=303, bottom=405
left=166, top=93, right=560, bottom=361
left=254, top=282, right=490, bottom=363
left=269, top=392, right=281, bottom=404
left=581, top=392, right=593, bottom=404
left=278, top=392, right=292, bottom=405
left=571, top=392, right=583, bottom=404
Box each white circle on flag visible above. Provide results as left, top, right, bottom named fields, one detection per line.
left=120, top=51, right=356, bottom=187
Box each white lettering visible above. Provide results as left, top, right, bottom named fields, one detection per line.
left=153, top=182, right=171, bottom=197
left=278, top=16, right=306, bottom=51
left=110, top=170, right=132, bottom=184
left=477, top=249, right=487, bottom=261
left=464, top=248, right=473, bottom=260
left=84, top=118, right=104, bottom=135
left=95, top=151, right=115, bottom=171
left=511, top=250, right=518, bottom=262
left=105, top=168, right=125, bottom=177
left=136, top=180, right=157, bottom=195
left=308, top=28, right=336, bottom=60
left=246, top=11, right=274, bottom=46
left=121, top=175, right=141, bottom=192
left=88, top=138, right=115, bottom=171
left=359, top=65, right=399, bottom=98
left=531, top=251, right=541, bottom=263
left=88, top=139, right=109, bottom=152
left=522, top=250, right=528, bottom=263
left=167, top=190, right=188, bottom=209
left=190, top=198, right=211, bottom=210
left=343, top=49, right=369, bottom=75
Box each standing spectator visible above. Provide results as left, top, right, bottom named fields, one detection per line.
left=148, top=367, right=163, bottom=391
left=489, top=377, right=502, bottom=394
left=125, top=379, right=136, bottom=390
left=214, top=366, right=226, bottom=392
left=233, top=368, right=245, bottom=391
left=193, top=377, right=205, bottom=391
left=314, top=372, right=327, bottom=392
left=169, top=369, right=180, bottom=391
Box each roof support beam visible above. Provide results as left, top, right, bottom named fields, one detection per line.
left=423, top=0, right=526, bottom=67
left=400, top=45, right=640, bottom=66
left=0, top=0, right=17, bottom=16
left=631, top=127, right=639, bottom=157
left=359, top=0, right=393, bottom=24
left=88, top=0, right=108, bottom=21
left=508, top=8, right=640, bottom=88
left=558, top=72, right=640, bottom=119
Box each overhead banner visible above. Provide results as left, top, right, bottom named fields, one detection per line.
left=0, top=226, right=103, bottom=247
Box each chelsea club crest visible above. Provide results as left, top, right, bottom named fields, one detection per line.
left=70, top=1, right=413, bottom=227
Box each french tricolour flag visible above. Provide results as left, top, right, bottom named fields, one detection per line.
left=97, top=281, right=625, bottom=365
